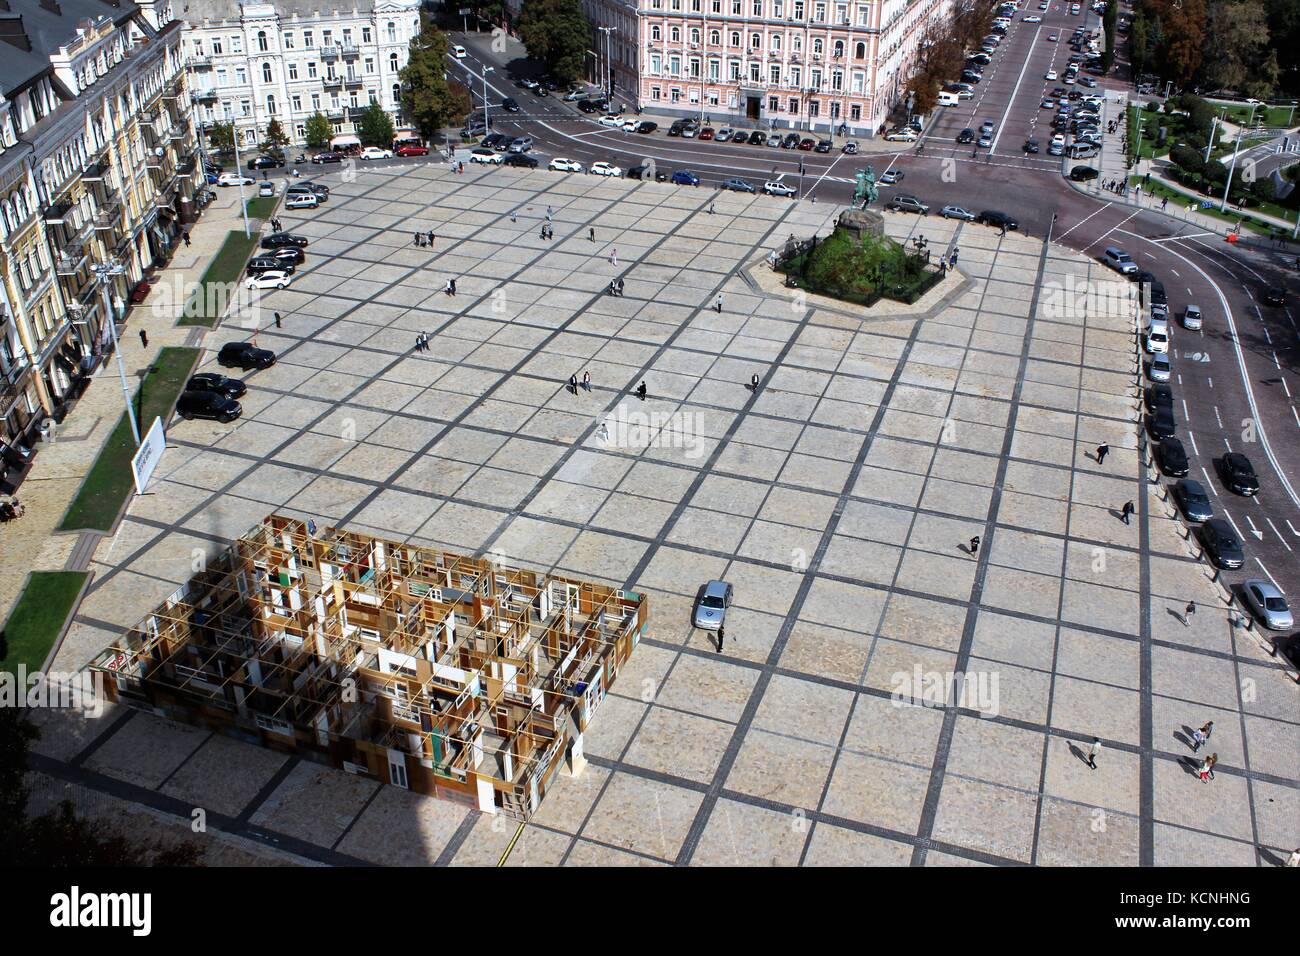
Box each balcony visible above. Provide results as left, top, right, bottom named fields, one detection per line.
left=320, top=47, right=338, bottom=62
left=81, top=161, right=109, bottom=182
left=43, top=201, right=72, bottom=225
left=94, top=201, right=122, bottom=230
left=327, top=108, right=346, bottom=122
left=189, top=54, right=212, bottom=69
left=55, top=244, right=88, bottom=276
left=344, top=76, right=364, bottom=89
left=322, top=76, right=343, bottom=90
left=194, top=86, right=217, bottom=103
left=340, top=44, right=360, bottom=59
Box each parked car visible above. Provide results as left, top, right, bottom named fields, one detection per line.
left=1159, top=438, right=1189, bottom=478
left=843, top=141, right=860, bottom=153
left=451, top=44, right=467, bottom=58
left=285, top=193, right=319, bottom=209
left=1149, top=405, right=1176, bottom=440
left=1103, top=246, right=1138, bottom=275
left=1241, top=580, right=1293, bottom=629
left=1173, top=478, right=1213, bottom=521
left=722, top=178, right=756, bottom=192
left=749, top=131, right=769, bottom=146
left=504, top=154, right=539, bottom=168
left=1147, top=382, right=1174, bottom=411
left=598, top=113, right=625, bottom=128
left=246, top=155, right=283, bottom=170
left=1183, top=304, right=1203, bottom=330
left=589, top=161, right=622, bottom=177
left=1199, top=518, right=1244, bottom=569
left=129, top=280, right=151, bottom=304
left=634, top=121, right=658, bottom=134
left=1070, top=165, right=1099, bottom=182
left=310, top=151, right=345, bottom=164
left=763, top=180, right=797, bottom=196
left=671, top=169, right=701, bottom=185
left=245, top=269, right=294, bottom=290
left=359, top=146, right=393, bottom=160
left=957, top=128, right=975, bottom=144
left=187, top=373, right=247, bottom=400
left=815, top=139, right=833, bottom=153
left=693, top=580, right=733, bottom=630
left=246, top=256, right=295, bottom=276
left=217, top=172, right=254, bottom=186
left=257, top=181, right=275, bottom=198
left=887, top=194, right=929, bottom=215
left=217, top=342, right=276, bottom=371
left=880, top=169, right=904, bottom=184
left=266, top=247, right=305, bottom=265
left=260, top=232, right=309, bottom=249
left=469, top=148, right=504, bottom=165
left=396, top=144, right=429, bottom=156
left=1221, top=452, right=1259, bottom=496
left=885, top=128, right=919, bottom=142
left=549, top=157, right=583, bottom=172
left=941, top=205, right=976, bottom=221
left=977, top=210, right=1017, bottom=230
left=1024, top=138, right=1041, bottom=154
left=176, top=390, right=241, bottom=423
left=782, top=132, right=801, bottom=148
left=1149, top=353, right=1171, bottom=382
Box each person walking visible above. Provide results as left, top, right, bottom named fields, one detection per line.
left=1198, top=752, right=1217, bottom=783
left=427, top=230, right=435, bottom=246
left=610, top=248, right=618, bottom=266
left=413, top=231, right=421, bottom=246
left=1087, top=738, right=1102, bottom=770
left=1120, top=500, right=1135, bottom=525
left=444, top=278, right=457, bottom=296
left=716, top=625, right=725, bottom=654
left=969, top=535, right=980, bottom=556
left=608, top=279, right=617, bottom=296
left=1096, top=442, right=1109, bottom=465
left=546, top=205, right=553, bottom=221
left=616, top=277, right=624, bottom=296
left=582, top=371, right=591, bottom=392
left=1190, top=720, right=1213, bottom=753
left=589, top=226, right=596, bottom=242
left=709, top=201, right=716, bottom=215
left=541, top=225, right=548, bottom=240
left=274, top=311, right=283, bottom=329
left=1287, top=848, right=1300, bottom=868
left=183, top=232, right=191, bottom=248
left=510, top=209, right=517, bottom=223
left=750, top=373, right=760, bottom=391
left=138, top=329, right=149, bottom=349
left=636, top=380, right=647, bottom=401
left=415, top=332, right=423, bottom=352
left=569, top=373, right=579, bottom=395
left=1185, top=601, right=1197, bottom=624
left=715, top=296, right=723, bottom=313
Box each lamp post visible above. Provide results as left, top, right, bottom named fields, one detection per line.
left=1220, top=125, right=1244, bottom=214
left=229, top=112, right=252, bottom=238
left=480, top=65, right=494, bottom=132
left=90, top=261, right=140, bottom=446
left=597, top=26, right=615, bottom=103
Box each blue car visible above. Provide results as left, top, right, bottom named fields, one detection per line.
left=721, top=177, right=755, bottom=192
left=206, top=172, right=220, bottom=184
left=671, top=169, right=700, bottom=186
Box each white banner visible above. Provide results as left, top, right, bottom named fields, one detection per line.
left=130, top=416, right=166, bottom=495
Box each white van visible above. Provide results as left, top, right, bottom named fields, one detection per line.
left=938, top=91, right=960, bottom=107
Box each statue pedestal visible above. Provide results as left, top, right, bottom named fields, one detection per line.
left=837, top=208, right=885, bottom=243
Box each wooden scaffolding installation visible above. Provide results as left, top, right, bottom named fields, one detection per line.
left=86, top=515, right=649, bottom=820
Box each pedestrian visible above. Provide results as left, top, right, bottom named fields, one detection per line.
left=969, top=535, right=980, bottom=556
left=1190, top=720, right=1213, bottom=753
left=1096, top=442, right=1109, bottom=465
left=589, top=226, right=596, bottom=242
left=1198, top=752, right=1217, bottom=783
left=428, top=230, right=435, bottom=246
left=1161, top=196, right=1168, bottom=211
left=716, top=625, right=725, bottom=653
left=546, top=205, right=553, bottom=221
left=709, top=201, right=716, bottom=215
left=274, top=311, right=282, bottom=329
left=950, top=248, right=959, bottom=268
left=183, top=232, right=191, bottom=248
left=1185, top=600, right=1197, bottom=623
left=610, top=248, right=618, bottom=266
left=636, top=380, right=647, bottom=401
left=541, top=226, right=548, bottom=240
left=569, top=373, right=578, bottom=395
left=582, top=371, right=591, bottom=392
left=510, top=209, right=517, bottom=223
left=416, top=235, right=425, bottom=248
left=1087, top=737, right=1102, bottom=770
left=608, top=279, right=617, bottom=296
left=598, top=421, right=610, bottom=442
left=616, top=277, right=624, bottom=296
left=413, top=231, right=420, bottom=246
left=1121, top=500, right=1134, bottom=524
left=1000, top=222, right=1007, bottom=236
left=444, top=278, right=457, bottom=296
left=715, top=296, right=722, bottom=313
left=750, top=373, right=760, bottom=391
left=138, top=329, right=149, bottom=349
left=415, top=332, right=424, bottom=352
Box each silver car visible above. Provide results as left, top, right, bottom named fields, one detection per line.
left=1149, top=353, right=1171, bottom=382
left=942, top=205, right=976, bottom=221
left=693, top=580, right=733, bottom=630
left=1183, top=305, right=1203, bottom=330
left=1240, top=579, right=1293, bottom=630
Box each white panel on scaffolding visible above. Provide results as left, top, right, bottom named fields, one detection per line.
left=476, top=776, right=496, bottom=813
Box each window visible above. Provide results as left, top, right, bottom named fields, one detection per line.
left=365, top=57, right=375, bottom=74
left=769, top=64, right=779, bottom=83
left=651, top=25, right=661, bottom=41
left=709, top=29, right=720, bottom=44
left=262, top=63, right=272, bottom=83
left=850, top=103, right=861, bottom=120
left=855, top=41, right=865, bottom=59
left=266, top=94, right=276, bottom=114
left=750, top=32, right=760, bottom=48
left=303, top=30, right=314, bottom=48
left=288, top=62, right=298, bottom=80
left=389, top=52, right=398, bottom=72
left=256, top=30, right=268, bottom=52
left=769, top=96, right=779, bottom=111
left=307, top=62, right=317, bottom=79
left=231, top=35, right=243, bottom=54
left=831, top=69, right=842, bottom=91
left=362, top=27, right=372, bottom=43
left=391, top=83, right=400, bottom=103
left=212, top=37, right=223, bottom=55
left=235, top=66, right=247, bottom=84
left=291, top=94, right=302, bottom=111
left=833, top=40, right=844, bottom=58
left=650, top=53, right=662, bottom=73
left=789, top=96, right=799, bottom=112
left=285, top=32, right=295, bottom=49
left=729, top=31, right=739, bottom=46
left=752, top=0, right=761, bottom=13
left=814, top=2, right=825, bottom=21
left=387, top=21, right=397, bottom=43
left=670, top=27, right=680, bottom=42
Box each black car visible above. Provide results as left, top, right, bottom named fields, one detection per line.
left=247, top=256, right=296, bottom=276
left=576, top=98, right=603, bottom=113
left=501, top=97, right=521, bottom=112
left=667, top=120, right=686, bottom=136
left=1221, top=452, right=1259, bottom=495
left=962, top=69, right=983, bottom=83
left=247, top=155, right=284, bottom=170
left=1149, top=405, right=1176, bottom=440
left=1070, top=165, right=1099, bottom=182
left=1147, top=382, right=1174, bottom=410
left=1159, top=437, right=1189, bottom=477
left=814, top=139, right=832, bottom=153
left=627, top=164, right=667, bottom=181
left=1023, top=138, right=1040, bottom=154
left=187, top=373, right=247, bottom=399
left=310, top=151, right=345, bottom=164
left=261, top=233, right=309, bottom=249
left=1173, top=478, right=1213, bottom=522
left=957, top=128, right=975, bottom=144
left=1199, top=518, right=1244, bottom=569
left=504, top=153, right=539, bottom=168
left=267, top=247, right=305, bottom=265
left=749, top=131, right=768, bottom=146
left=482, top=132, right=507, bottom=150
left=634, top=121, right=658, bottom=134
left=977, top=210, right=1018, bottom=230
left=1262, top=286, right=1286, bottom=307
left=217, top=342, right=276, bottom=371
left=782, top=132, right=801, bottom=148
left=176, top=390, right=242, bottom=423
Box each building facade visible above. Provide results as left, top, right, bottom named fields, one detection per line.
left=180, top=0, right=421, bottom=151
left=563, top=0, right=948, bottom=136
left=1, top=0, right=201, bottom=491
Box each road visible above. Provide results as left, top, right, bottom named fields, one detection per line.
left=442, top=5, right=1300, bottom=607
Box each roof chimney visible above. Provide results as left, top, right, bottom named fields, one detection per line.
left=40, top=0, right=62, bottom=15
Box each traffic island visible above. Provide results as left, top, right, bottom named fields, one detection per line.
left=57, top=346, right=200, bottom=533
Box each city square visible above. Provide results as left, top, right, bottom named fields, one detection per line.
left=19, top=161, right=1295, bottom=867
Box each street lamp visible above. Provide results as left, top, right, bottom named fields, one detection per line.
left=228, top=115, right=252, bottom=238
left=480, top=65, right=494, bottom=132
left=597, top=27, right=615, bottom=102
left=89, top=261, right=140, bottom=446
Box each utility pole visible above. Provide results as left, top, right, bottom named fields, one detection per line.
left=92, top=262, right=140, bottom=446
left=1220, top=126, right=1244, bottom=213
left=480, top=65, right=494, bottom=131
left=1204, top=116, right=1217, bottom=165
left=230, top=115, right=251, bottom=238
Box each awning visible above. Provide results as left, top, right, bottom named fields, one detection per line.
left=330, top=134, right=361, bottom=149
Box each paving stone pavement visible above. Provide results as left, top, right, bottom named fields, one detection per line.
left=19, top=162, right=1298, bottom=866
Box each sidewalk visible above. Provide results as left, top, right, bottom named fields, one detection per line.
left=0, top=187, right=252, bottom=625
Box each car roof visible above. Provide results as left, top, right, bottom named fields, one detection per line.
left=702, top=580, right=730, bottom=597
left=1245, top=578, right=1282, bottom=597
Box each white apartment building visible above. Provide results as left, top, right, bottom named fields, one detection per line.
left=566, top=0, right=948, bottom=136
left=179, top=0, right=421, bottom=150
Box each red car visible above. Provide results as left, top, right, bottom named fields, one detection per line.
left=798, top=137, right=816, bottom=150
left=395, top=144, right=429, bottom=156
left=129, top=280, right=151, bottom=304
left=698, top=127, right=715, bottom=140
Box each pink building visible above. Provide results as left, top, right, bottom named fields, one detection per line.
left=576, top=0, right=949, bottom=136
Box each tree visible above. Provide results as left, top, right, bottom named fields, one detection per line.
left=1171, top=144, right=1206, bottom=173
left=1102, top=0, right=1119, bottom=71
left=207, top=120, right=234, bottom=153
left=262, top=117, right=290, bottom=155
left=401, top=17, right=473, bottom=141
left=304, top=111, right=333, bottom=148
left=1129, top=11, right=1152, bottom=79
left=356, top=102, right=396, bottom=146
left=517, top=0, right=591, bottom=84
left=1200, top=1, right=1274, bottom=95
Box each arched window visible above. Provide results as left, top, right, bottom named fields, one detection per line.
left=257, top=30, right=268, bottom=52
left=854, top=41, right=865, bottom=59
left=670, top=27, right=680, bottom=41
left=652, top=25, right=661, bottom=40
left=266, top=94, right=276, bottom=115
left=387, top=21, right=397, bottom=43
left=389, top=52, right=399, bottom=72
left=833, top=39, right=844, bottom=58
left=262, top=62, right=272, bottom=83
left=391, top=83, right=401, bottom=104
left=709, top=29, right=720, bottom=44
left=750, top=32, right=760, bottom=48
left=690, top=28, right=700, bottom=44
left=812, top=38, right=823, bottom=55
left=771, top=35, right=781, bottom=51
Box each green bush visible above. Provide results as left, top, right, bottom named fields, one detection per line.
left=1170, top=145, right=1204, bottom=173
